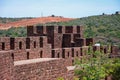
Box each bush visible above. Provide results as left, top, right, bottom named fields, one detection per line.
left=74, top=46, right=120, bottom=80
left=112, top=60, right=120, bottom=80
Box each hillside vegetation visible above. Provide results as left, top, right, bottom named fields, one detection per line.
left=0, top=17, right=33, bottom=23
left=0, top=27, right=27, bottom=37
left=47, top=14, right=120, bottom=46
left=0, top=14, right=120, bottom=47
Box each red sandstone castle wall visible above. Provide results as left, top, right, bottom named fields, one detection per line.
left=0, top=25, right=119, bottom=80
left=0, top=36, right=52, bottom=61
left=52, top=47, right=89, bottom=66
left=0, top=37, right=10, bottom=51
left=27, top=25, right=85, bottom=48
left=0, top=51, right=13, bottom=80
left=52, top=47, right=88, bottom=58
left=0, top=51, right=74, bottom=80
left=14, top=58, right=74, bottom=80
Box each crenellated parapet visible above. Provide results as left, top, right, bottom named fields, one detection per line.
left=0, top=36, right=52, bottom=61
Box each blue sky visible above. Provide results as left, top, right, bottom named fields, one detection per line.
left=0, top=0, right=120, bottom=18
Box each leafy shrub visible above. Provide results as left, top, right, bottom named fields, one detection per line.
left=74, top=45, right=120, bottom=80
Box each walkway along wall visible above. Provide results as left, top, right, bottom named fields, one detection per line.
left=14, top=58, right=74, bottom=80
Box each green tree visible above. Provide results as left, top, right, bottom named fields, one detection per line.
left=74, top=45, right=120, bottom=80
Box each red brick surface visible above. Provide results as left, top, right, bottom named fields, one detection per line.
left=0, top=51, right=13, bottom=80
left=14, top=58, right=74, bottom=80
left=0, top=25, right=119, bottom=80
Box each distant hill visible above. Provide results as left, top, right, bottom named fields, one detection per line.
left=45, top=14, right=120, bottom=47
left=0, top=14, right=120, bottom=48
left=0, top=17, right=33, bottom=23
left=0, top=16, right=73, bottom=29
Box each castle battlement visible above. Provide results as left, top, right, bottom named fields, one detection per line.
left=0, top=25, right=119, bottom=80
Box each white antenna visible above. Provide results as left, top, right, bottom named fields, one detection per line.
left=41, top=12, right=43, bottom=17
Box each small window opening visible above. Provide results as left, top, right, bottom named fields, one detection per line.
left=11, top=53, right=14, bottom=60
left=58, top=26, right=62, bottom=33
left=19, top=42, right=22, bottom=49
left=34, top=41, right=36, bottom=48
left=52, top=51, right=55, bottom=58
left=40, top=37, right=43, bottom=47
left=2, top=42, right=5, bottom=50
left=26, top=38, right=30, bottom=49
left=72, top=49, right=74, bottom=57
left=27, top=52, right=29, bottom=59
left=10, top=38, right=15, bottom=50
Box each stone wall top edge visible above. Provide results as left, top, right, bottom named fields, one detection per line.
left=27, top=25, right=83, bottom=27
left=52, top=47, right=88, bottom=50
left=14, top=58, right=62, bottom=66
left=0, top=36, right=47, bottom=39
left=0, top=50, right=11, bottom=53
